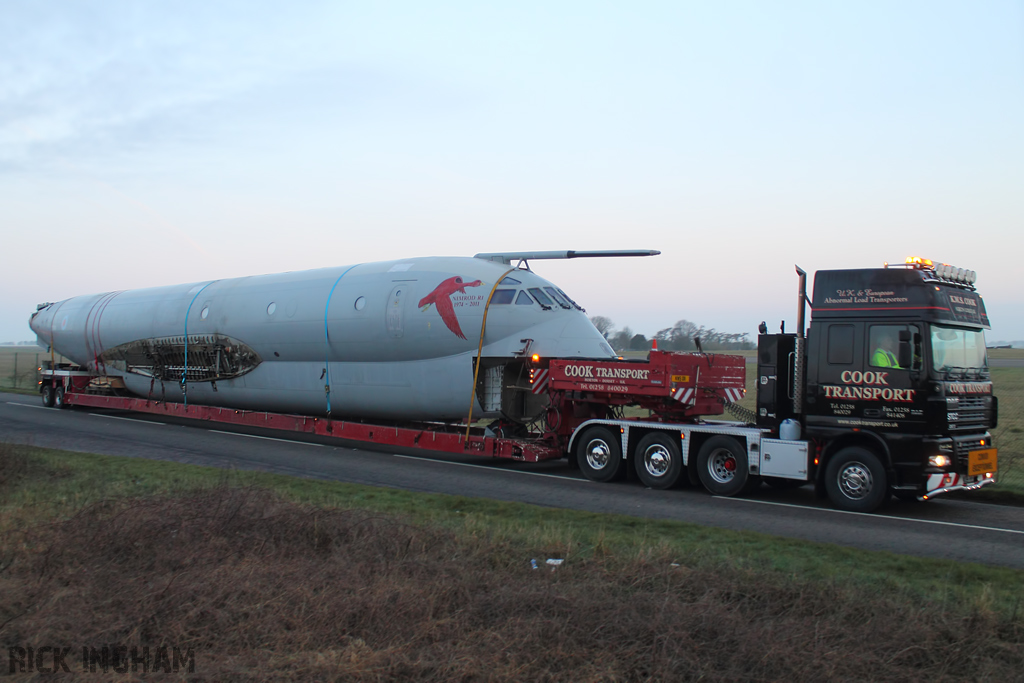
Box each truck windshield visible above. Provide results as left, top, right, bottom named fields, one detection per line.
left=930, top=325, right=988, bottom=373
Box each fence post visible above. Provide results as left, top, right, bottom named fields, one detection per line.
left=12, top=352, right=17, bottom=388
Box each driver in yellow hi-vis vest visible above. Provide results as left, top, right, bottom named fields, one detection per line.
left=871, top=331, right=902, bottom=368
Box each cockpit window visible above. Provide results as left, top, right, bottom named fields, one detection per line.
left=543, top=287, right=572, bottom=309
left=557, top=288, right=584, bottom=311
left=500, top=276, right=522, bottom=285
left=528, top=288, right=554, bottom=308
left=490, top=289, right=515, bottom=304
left=515, top=291, right=533, bottom=305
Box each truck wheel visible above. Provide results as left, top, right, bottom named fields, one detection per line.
left=696, top=436, right=750, bottom=497
left=576, top=427, right=625, bottom=482
left=41, top=384, right=55, bottom=408
left=825, top=447, right=888, bottom=512
left=54, top=385, right=65, bottom=409
left=634, top=432, right=683, bottom=489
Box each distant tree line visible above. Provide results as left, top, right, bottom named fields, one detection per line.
left=589, top=316, right=754, bottom=353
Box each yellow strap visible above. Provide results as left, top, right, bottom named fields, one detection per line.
left=465, top=267, right=518, bottom=442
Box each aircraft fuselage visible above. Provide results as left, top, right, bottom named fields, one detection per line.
left=29, top=256, right=615, bottom=421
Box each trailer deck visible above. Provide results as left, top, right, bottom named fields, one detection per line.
left=63, top=392, right=564, bottom=462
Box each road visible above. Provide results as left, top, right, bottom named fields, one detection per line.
left=1, top=390, right=1022, bottom=570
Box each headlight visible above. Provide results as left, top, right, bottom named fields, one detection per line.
left=928, top=455, right=951, bottom=468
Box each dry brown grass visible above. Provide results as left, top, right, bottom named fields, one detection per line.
left=2, top=472, right=1021, bottom=682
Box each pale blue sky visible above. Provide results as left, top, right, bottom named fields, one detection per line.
left=3, top=1, right=1022, bottom=342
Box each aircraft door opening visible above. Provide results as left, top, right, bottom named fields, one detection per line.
left=476, top=359, right=549, bottom=423
left=386, top=284, right=411, bottom=338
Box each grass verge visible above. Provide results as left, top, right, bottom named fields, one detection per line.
left=1, top=443, right=1023, bottom=681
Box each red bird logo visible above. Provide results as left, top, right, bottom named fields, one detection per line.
left=419, top=276, right=483, bottom=340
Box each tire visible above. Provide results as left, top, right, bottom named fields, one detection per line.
left=824, top=447, right=888, bottom=512
left=696, top=436, right=750, bottom=496
left=576, top=426, right=625, bottom=482
left=41, top=384, right=55, bottom=408
left=634, top=432, right=683, bottom=489
left=54, top=385, right=65, bottom=409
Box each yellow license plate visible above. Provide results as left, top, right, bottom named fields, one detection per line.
left=968, top=448, right=997, bottom=475
left=671, top=375, right=690, bottom=383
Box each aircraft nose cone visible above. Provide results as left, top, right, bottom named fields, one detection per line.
left=532, top=315, right=615, bottom=358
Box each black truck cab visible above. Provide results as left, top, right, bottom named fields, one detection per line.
left=757, top=258, right=997, bottom=511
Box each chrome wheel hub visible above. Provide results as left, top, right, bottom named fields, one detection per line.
left=585, top=439, right=612, bottom=471
left=643, top=445, right=670, bottom=477
left=838, top=462, right=873, bottom=500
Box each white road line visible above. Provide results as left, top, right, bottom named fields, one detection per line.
left=209, top=430, right=324, bottom=447
left=5, top=402, right=48, bottom=409
left=90, top=413, right=166, bottom=426
left=392, top=453, right=583, bottom=480
left=713, top=496, right=1024, bottom=536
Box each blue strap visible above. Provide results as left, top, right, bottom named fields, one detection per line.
left=324, top=264, right=361, bottom=416
left=182, top=281, right=216, bottom=407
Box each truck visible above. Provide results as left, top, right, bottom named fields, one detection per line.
left=37, top=256, right=998, bottom=512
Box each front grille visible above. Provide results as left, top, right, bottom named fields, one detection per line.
left=949, top=396, right=989, bottom=430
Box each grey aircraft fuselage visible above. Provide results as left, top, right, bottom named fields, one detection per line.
left=29, top=256, right=619, bottom=421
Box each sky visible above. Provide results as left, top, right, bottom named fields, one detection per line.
left=2, top=1, right=1023, bottom=343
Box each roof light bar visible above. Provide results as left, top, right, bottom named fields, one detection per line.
left=905, top=257, right=977, bottom=285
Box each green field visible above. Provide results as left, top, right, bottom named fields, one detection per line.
left=0, top=346, right=45, bottom=390
left=1, top=444, right=1022, bottom=680
left=0, top=345, right=72, bottom=391
left=2, top=348, right=1022, bottom=677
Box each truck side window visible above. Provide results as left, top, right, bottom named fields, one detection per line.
left=869, top=325, right=907, bottom=369
left=827, top=325, right=854, bottom=364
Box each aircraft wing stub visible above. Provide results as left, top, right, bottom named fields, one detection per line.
left=473, top=250, right=661, bottom=265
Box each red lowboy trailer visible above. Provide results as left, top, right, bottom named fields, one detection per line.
left=39, top=349, right=752, bottom=481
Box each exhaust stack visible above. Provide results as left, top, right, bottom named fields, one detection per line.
left=793, top=265, right=808, bottom=415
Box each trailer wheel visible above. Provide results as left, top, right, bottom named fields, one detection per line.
left=53, top=385, right=65, bottom=409
left=41, top=384, right=55, bottom=408
left=576, top=427, right=625, bottom=482
left=696, top=436, right=750, bottom=497
left=825, top=447, right=888, bottom=512
left=634, top=432, right=683, bottom=489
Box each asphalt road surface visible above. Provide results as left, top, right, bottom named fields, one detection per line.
left=2, top=390, right=1022, bottom=570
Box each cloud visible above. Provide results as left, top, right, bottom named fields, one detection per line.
left=0, top=2, right=373, bottom=172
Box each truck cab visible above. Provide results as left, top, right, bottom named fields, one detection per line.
left=757, top=258, right=997, bottom=510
